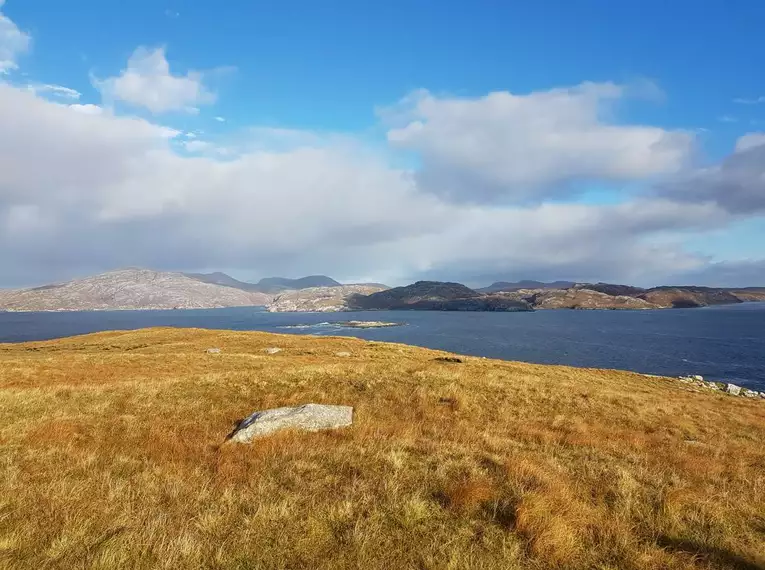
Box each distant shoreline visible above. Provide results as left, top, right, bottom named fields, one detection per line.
left=6, top=300, right=765, bottom=315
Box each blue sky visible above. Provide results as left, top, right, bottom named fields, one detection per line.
left=1, top=0, right=765, bottom=286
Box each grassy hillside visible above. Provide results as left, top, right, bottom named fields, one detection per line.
left=1, top=328, right=764, bottom=569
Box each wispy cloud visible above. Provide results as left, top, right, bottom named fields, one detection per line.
left=27, top=83, right=81, bottom=100
left=717, top=115, right=738, bottom=123
left=0, top=0, right=31, bottom=74
left=733, top=96, right=765, bottom=105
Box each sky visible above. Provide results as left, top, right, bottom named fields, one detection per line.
left=1, top=0, right=765, bottom=288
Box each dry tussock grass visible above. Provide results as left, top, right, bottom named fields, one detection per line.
left=1, top=327, right=764, bottom=569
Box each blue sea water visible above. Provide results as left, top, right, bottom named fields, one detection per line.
left=1, top=303, right=764, bottom=390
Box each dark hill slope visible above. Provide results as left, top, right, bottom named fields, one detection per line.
left=348, top=281, right=531, bottom=312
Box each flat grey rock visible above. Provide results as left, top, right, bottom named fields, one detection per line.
left=335, top=351, right=352, bottom=357
left=206, top=347, right=221, bottom=354
left=228, top=404, right=353, bottom=442
left=264, top=347, right=282, bottom=354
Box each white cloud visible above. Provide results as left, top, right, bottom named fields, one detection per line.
left=215, top=116, right=225, bottom=122
left=0, top=81, right=757, bottom=288
left=182, top=139, right=211, bottom=153
left=0, top=0, right=30, bottom=74
left=733, top=96, right=765, bottom=105
left=735, top=132, right=765, bottom=152
left=94, top=46, right=216, bottom=114
left=386, top=83, right=695, bottom=203
left=68, top=103, right=103, bottom=115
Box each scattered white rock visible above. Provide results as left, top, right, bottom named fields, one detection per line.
left=335, top=351, right=352, bottom=357
left=264, top=347, right=282, bottom=354
left=227, top=404, right=354, bottom=442
left=206, top=347, right=221, bottom=354
left=671, top=376, right=764, bottom=400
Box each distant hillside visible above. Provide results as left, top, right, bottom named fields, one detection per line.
left=638, top=286, right=746, bottom=308
left=184, top=272, right=264, bottom=292
left=0, top=269, right=271, bottom=312
left=500, top=283, right=765, bottom=309
left=346, top=281, right=531, bottom=312
left=478, top=280, right=575, bottom=293
left=255, top=275, right=341, bottom=293
left=350, top=281, right=479, bottom=309
left=267, top=285, right=388, bottom=312
left=573, top=283, right=646, bottom=297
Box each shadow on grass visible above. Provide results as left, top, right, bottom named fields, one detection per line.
left=657, top=535, right=765, bottom=570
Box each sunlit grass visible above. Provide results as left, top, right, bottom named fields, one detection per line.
left=1, top=327, right=764, bottom=569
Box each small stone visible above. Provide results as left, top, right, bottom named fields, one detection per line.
left=724, top=383, right=742, bottom=396
left=691, top=375, right=704, bottom=381
left=227, top=404, right=353, bottom=442
left=264, top=347, right=282, bottom=354
left=206, top=348, right=221, bottom=354
left=335, top=351, right=352, bottom=357
left=742, top=389, right=759, bottom=398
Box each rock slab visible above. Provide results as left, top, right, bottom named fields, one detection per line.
left=228, top=404, right=353, bottom=442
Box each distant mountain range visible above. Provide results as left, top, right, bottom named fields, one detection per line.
left=184, top=272, right=342, bottom=294
left=2, top=270, right=764, bottom=313
left=477, top=280, right=576, bottom=293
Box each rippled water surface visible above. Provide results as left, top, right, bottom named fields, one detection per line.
left=2, top=303, right=764, bottom=389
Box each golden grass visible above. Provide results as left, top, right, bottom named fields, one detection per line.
left=1, top=327, right=764, bottom=569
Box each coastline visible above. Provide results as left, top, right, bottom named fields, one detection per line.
left=2, top=325, right=764, bottom=398
left=4, top=298, right=765, bottom=314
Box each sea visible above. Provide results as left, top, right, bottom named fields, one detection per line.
left=1, top=303, right=764, bottom=390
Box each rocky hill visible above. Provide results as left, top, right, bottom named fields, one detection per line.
left=266, top=285, right=388, bottom=312
left=573, top=282, right=647, bottom=297
left=637, top=286, right=761, bottom=308
left=346, top=281, right=531, bottom=312
left=501, top=288, right=658, bottom=310
left=0, top=269, right=271, bottom=312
